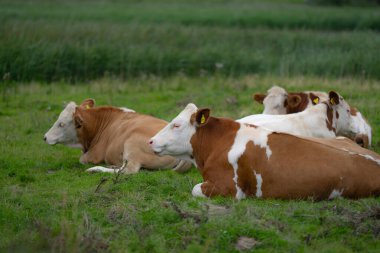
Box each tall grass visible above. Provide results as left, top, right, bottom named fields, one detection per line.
left=1, top=0, right=380, bottom=82
left=1, top=21, right=380, bottom=82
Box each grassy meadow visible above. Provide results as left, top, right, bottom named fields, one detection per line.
left=1, top=0, right=380, bottom=252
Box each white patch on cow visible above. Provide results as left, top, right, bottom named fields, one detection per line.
left=192, top=183, right=207, bottom=198
left=228, top=124, right=272, bottom=200
left=254, top=171, right=263, bottom=198
left=336, top=137, right=347, bottom=140
left=340, top=148, right=380, bottom=166
left=237, top=103, right=336, bottom=140
left=86, top=166, right=119, bottom=173
left=328, top=189, right=344, bottom=199
left=120, top=107, right=135, bottom=113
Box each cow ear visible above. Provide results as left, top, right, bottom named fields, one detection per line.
left=329, top=91, right=340, bottom=105
left=80, top=98, right=95, bottom=109
left=287, top=94, right=302, bottom=108
left=310, top=93, right=320, bottom=105
left=253, top=93, right=266, bottom=104
left=74, top=109, right=83, bottom=128
left=195, top=108, right=210, bottom=127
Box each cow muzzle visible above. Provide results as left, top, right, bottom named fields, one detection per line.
left=148, top=139, right=165, bottom=155
left=354, top=134, right=369, bottom=148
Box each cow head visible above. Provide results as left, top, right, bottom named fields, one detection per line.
left=253, top=86, right=288, bottom=114
left=44, top=99, right=95, bottom=148
left=327, top=91, right=371, bottom=147
left=149, top=103, right=210, bottom=159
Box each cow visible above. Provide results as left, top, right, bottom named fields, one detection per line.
left=44, top=99, right=191, bottom=174
left=239, top=91, right=370, bottom=147
left=252, top=86, right=372, bottom=147
left=149, top=103, right=380, bottom=200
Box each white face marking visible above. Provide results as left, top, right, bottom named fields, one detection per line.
left=262, top=86, right=288, bottom=115
left=150, top=103, right=198, bottom=159
left=44, top=102, right=81, bottom=148
left=350, top=112, right=372, bottom=146
left=119, top=107, right=135, bottom=113
left=254, top=171, right=263, bottom=198
left=328, top=189, right=344, bottom=199
left=228, top=124, right=272, bottom=199
left=192, top=183, right=207, bottom=198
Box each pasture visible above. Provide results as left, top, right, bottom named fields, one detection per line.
left=1, top=0, right=380, bottom=252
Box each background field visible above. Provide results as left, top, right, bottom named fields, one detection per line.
left=1, top=0, right=380, bottom=252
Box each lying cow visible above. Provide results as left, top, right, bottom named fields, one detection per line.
left=239, top=91, right=370, bottom=147
left=252, top=86, right=372, bottom=147
left=149, top=103, right=380, bottom=200
left=44, top=99, right=191, bottom=173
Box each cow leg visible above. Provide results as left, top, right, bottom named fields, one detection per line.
left=120, top=160, right=141, bottom=174
left=192, top=183, right=208, bottom=198
left=86, top=161, right=127, bottom=173
left=192, top=181, right=223, bottom=198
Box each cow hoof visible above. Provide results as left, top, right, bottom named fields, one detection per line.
left=192, top=183, right=207, bottom=198
left=86, top=166, right=106, bottom=173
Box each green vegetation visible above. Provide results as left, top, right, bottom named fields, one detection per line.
left=1, top=0, right=380, bottom=81
left=0, top=76, right=379, bottom=252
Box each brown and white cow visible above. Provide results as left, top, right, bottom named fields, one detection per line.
left=252, top=86, right=372, bottom=147
left=44, top=99, right=191, bottom=173
left=239, top=91, right=370, bottom=147
left=149, top=103, right=380, bottom=200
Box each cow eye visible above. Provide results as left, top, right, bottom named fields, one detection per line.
left=173, top=123, right=180, bottom=129
left=59, top=122, right=65, bottom=127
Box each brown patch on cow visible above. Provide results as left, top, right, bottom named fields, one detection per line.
left=325, top=103, right=336, bottom=133
left=190, top=116, right=240, bottom=197
left=286, top=92, right=309, bottom=114
left=309, top=93, right=320, bottom=105
left=253, top=93, right=266, bottom=104
left=350, top=106, right=358, bottom=116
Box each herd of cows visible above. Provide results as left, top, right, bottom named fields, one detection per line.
left=44, top=86, right=380, bottom=200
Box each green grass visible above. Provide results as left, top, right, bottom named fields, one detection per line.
left=0, top=76, right=379, bottom=252
left=1, top=0, right=380, bottom=81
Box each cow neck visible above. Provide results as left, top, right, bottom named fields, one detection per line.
left=81, top=107, right=126, bottom=152
left=190, top=116, right=240, bottom=170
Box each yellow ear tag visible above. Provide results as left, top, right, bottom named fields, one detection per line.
left=200, top=114, right=206, bottom=124
left=330, top=98, right=335, bottom=105
left=313, top=97, right=319, bottom=104
left=86, top=105, right=90, bottom=109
